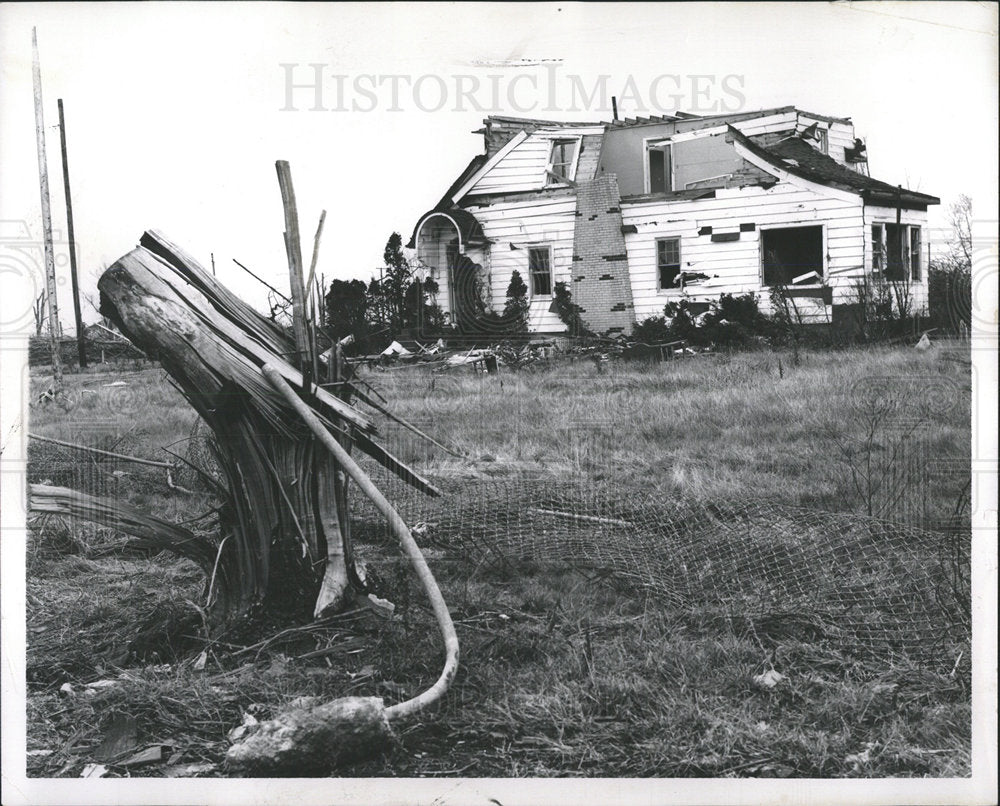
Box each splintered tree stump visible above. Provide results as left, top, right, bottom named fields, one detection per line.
left=96, top=230, right=438, bottom=628
left=225, top=696, right=394, bottom=776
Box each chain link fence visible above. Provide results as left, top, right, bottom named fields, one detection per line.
left=349, top=471, right=970, bottom=669
left=28, top=429, right=970, bottom=671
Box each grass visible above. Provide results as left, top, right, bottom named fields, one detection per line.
left=24, top=344, right=972, bottom=777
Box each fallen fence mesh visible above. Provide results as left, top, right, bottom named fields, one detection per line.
left=27, top=434, right=971, bottom=669
left=349, top=471, right=970, bottom=669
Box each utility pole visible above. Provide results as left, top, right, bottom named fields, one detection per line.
left=32, top=27, right=63, bottom=392
left=211, top=252, right=216, bottom=276
left=57, top=98, right=87, bottom=368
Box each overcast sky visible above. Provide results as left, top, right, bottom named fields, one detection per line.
left=1, top=1, right=996, bottom=329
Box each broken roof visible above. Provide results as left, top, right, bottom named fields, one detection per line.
left=472, top=114, right=605, bottom=133
left=735, top=129, right=939, bottom=208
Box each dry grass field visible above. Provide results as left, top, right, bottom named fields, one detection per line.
left=24, top=344, right=972, bottom=778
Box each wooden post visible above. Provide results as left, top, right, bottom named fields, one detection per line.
left=57, top=98, right=87, bottom=369
left=275, top=161, right=311, bottom=389
left=32, top=28, right=63, bottom=391
left=305, top=210, right=326, bottom=311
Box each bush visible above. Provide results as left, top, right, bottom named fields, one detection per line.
left=631, top=315, right=672, bottom=345
left=632, top=293, right=769, bottom=349
left=552, top=281, right=590, bottom=337
left=700, top=293, right=772, bottom=347
left=501, top=271, right=530, bottom=337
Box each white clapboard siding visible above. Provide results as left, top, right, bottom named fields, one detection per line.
left=824, top=121, right=856, bottom=165
left=623, top=181, right=865, bottom=320
left=466, top=196, right=579, bottom=331
left=467, top=134, right=554, bottom=196
left=730, top=111, right=797, bottom=136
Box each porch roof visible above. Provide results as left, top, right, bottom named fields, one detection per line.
left=407, top=207, right=489, bottom=251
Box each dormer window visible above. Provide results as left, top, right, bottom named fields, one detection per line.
left=546, top=138, right=579, bottom=185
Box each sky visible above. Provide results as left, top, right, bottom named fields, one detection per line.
left=1, top=1, right=997, bottom=330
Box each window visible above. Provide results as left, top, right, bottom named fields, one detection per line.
left=816, top=128, right=829, bottom=154
left=546, top=139, right=579, bottom=184
left=871, top=224, right=885, bottom=272
left=656, top=237, right=682, bottom=290
left=872, top=223, right=922, bottom=282
left=909, top=226, right=922, bottom=281
left=647, top=144, right=672, bottom=193
left=761, top=225, right=824, bottom=286
left=528, top=246, right=553, bottom=296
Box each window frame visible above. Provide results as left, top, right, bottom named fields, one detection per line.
left=816, top=127, right=829, bottom=154
left=871, top=224, right=885, bottom=273
left=527, top=244, right=554, bottom=298
left=909, top=226, right=922, bottom=281
left=759, top=223, right=827, bottom=288
left=655, top=236, right=683, bottom=292
left=871, top=222, right=923, bottom=282
left=544, top=136, right=582, bottom=186
left=643, top=137, right=673, bottom=194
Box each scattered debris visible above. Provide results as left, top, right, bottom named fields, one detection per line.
left=366, top=593, right=396, bottom=619
left=915, top=333, right=932, bottom=351
left=94, top=713, right=138, bottom=761
left=80, top=763, right=109, bottom=778
left=120, top=744, right=171, bottom=767
left=845, top=742, right=878, bottom=770
left=226, top=711, right=260, bottom=743
left=752, top=670, right=785, bottom=689
left=162, top=762, right=217, bottom=777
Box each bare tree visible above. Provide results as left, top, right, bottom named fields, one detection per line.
left=929, top=195, right=973, bottom=332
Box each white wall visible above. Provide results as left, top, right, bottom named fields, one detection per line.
left=464, top=195, right=578, bottom=332
left=622, top=181, right=866, bottom=322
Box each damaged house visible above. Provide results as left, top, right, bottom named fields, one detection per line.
left=409, top=106, right=938, bottom=336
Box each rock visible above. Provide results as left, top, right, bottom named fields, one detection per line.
left=225, top=696, right=394, bottom=776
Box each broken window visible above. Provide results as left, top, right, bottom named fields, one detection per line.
left=656, top=237, right=682, bottom=290
left=647, top=144, right=672, bottom=193
left=910, top=226, right=922, bottom=281
left=872, top=224, right=885, bottom=272
left=885, top=224, right=906, bottom=280
left=873, top=223, right=921, bottom=282
left=528, top=246, right=553, bottom=296
left=546, top=139, right=579, bottom=184
left=816, top=128, right=829, bottom=154
left=761, top=225, right=824, bottom=286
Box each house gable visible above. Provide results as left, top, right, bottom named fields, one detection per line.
left=457, top=127, right=607, bottom=200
